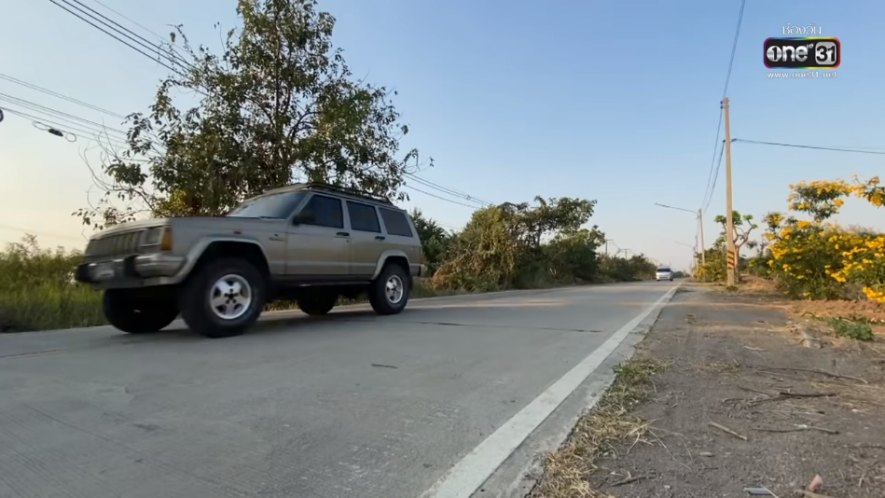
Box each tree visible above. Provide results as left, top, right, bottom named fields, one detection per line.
left=410, top=208, right=452, bottom=275
left=431, top=206, right=521, bottom=291
left=713, top=210, right=759, bottom=259
left=431, top=196, right=602, bottom=290
left=78, top=0, right=423, bottom=228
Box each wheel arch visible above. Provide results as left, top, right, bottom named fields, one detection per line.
left=185, top=239, right=271, bottom=281
left=371, top=250, right=410, bottom=280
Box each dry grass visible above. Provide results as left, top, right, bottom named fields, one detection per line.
left=709, top=275, right=885, bottom=341
left=530, top=357, right=666, bottom=498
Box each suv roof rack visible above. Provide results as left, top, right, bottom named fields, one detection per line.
left=299, top=182, right=393, bottom=205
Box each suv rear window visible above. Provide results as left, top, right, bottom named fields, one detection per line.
left=657, top=267, right=671, bottom=272
left=379, top=208, right=413, bottom=237
left=346, top=201, right=381, bottom=233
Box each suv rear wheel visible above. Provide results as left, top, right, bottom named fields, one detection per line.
left=103, top=288, right=178, bottom=334
left=297, top=291, right=337, bottom=316
left=179, top=258, right=266, bottom=338
left=369, top=263, right=410, bottom=315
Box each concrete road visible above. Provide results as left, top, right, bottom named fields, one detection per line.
left=0, top=282, right=676, bottom=498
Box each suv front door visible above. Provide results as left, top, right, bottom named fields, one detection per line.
left=286, top=194, right=350, bottom=276
left=345, top=200, right=386, bottom=278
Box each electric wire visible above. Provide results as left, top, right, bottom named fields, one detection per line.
left=63, top=0, right=193, bottom=71
left=0, top=105, right=129, bottom=148
left=0, top=92, right=127, bottom=136
left=732, top=138, right=885, bottom=156
left=48, top=0, right=178, bottom=73
left=700, top=0, right=748, bottom=209
left=403, top=184, right=485, bottom=209
left=0, top=72, right=125, bottom=119
left=404, top=173, right=491, bottom=206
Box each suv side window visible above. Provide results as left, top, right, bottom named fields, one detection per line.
left=346, top=201, right=381, bottom=233
left=298, top=194, right=343, bottom=228
left=379, top=208, right=413, bottom=237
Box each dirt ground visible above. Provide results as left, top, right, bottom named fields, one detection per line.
left=532, top=282, right=885, bottom=498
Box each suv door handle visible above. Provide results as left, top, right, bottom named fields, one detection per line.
left=336, top=231, right=350, bottom=237
left=374, top=235, right=386, bottom=241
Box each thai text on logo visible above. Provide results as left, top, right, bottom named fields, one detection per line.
left=764, top=37, right=840, bottom=69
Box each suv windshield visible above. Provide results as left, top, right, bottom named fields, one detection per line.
left=228, top=192, right=306, bottom=218
left=657, top=267, right=671, bottom=272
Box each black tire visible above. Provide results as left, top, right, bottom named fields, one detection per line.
left=103, top=289, right=178, bottom=334
left=368, top=263, right=410, bottom=315
left=179, top=258, right=266, bottom=338
left=297, top=292, right=337, bottom=316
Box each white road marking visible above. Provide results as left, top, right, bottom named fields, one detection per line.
left=419, top=285, right=679, bottom=498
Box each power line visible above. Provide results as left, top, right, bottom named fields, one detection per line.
left=48, top=0, right=178, bottom=73
left=93, top=0, right=170, bottom=42
left=0, top=105, right=129, bottom=148
left=722, top=0, right=747, bottom=99
left=65, top=0, right=193, bottom=70
left=0, top=72, right=125, bottom=119
left=403, top=184, right=484, bottom=209
left=732, top=138, right=885, bottom=156
left=701, top=110, right=723, bottom=209
left=703, top=140, right=726, bottom=212
left=0, top=103, right=129, bottom=145
left=404, top=173, right=491, bottom=206
left=700, top=0, right=748, bottom=209
left=0, top=92, right=127, bottom=136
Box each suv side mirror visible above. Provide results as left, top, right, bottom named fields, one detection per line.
left=293, top=211, right=313, bottom=225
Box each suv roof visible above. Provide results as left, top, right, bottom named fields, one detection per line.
left=262, top=182, right=395, bottom=207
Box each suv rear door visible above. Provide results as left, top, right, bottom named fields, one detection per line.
left=344, top=200, right=386, bottom=278
left=375, top=207, right=421, bottom=271
left=286, top=193, right=350, bottom=276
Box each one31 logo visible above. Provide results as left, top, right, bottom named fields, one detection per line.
left=764, top=37, right=840, bottom=69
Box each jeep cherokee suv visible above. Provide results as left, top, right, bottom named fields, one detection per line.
left=75, top=183, right=426, bottom=338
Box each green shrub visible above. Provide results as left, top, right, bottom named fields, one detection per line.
left=0, top=235, right=104, bottom=331
left=828, top=317, right=874, bottom=341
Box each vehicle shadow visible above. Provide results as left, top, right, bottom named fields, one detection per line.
left=109, top=298, right=567, bottom=343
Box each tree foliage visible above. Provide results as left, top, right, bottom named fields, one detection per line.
left=79, top=0, right=422, bottom=228
left=431, top=196, right=609, bottom=291
left=410, top=208, right=452, bottom=275
left=713, top=210, right=759, bottom=254
left=693, top=210, right=758, bottom=282
left=763, top=176, right=884, bottom=302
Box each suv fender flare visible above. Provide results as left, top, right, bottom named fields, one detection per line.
left=179, top=237, right=270, bottom=279
left=371, top=250, right=411, bottom=280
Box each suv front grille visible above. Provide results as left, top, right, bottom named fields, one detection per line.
left=86, top=231, right=142, bottom=259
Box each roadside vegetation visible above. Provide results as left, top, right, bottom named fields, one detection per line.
left=530, top=357, right=665, bottom=498
left=0, top=235, right=104, bottom=331
left=692, top=175, right=884, bottom=339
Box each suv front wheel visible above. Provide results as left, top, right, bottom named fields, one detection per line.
left=369, top=263, right=410, bottom=315
left=179, top=258, right=266, bottom=338
left=103, top=288, right=178, bottom=334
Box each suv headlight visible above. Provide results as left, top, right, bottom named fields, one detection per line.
left=141, top=226, right=173, bottom=251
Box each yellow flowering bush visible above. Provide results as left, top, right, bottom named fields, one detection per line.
left=765, top=176, right=884, bottom=303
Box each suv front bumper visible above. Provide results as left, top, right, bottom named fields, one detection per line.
left=75, top=253, right=186, bottom=287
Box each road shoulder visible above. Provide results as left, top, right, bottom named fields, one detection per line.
left=530, top=283, right=885, bottom=498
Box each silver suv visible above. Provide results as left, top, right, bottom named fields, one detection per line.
left=75, top=183, right=426, bottom=338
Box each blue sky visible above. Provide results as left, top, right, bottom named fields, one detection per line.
left=1, top=0, right=883, bottom=270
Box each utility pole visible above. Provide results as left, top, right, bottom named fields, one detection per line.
left=723, top=97, right=736, bottom=286
left=697, top=209, right=706, bottom=266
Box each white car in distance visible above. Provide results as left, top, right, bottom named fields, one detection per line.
left=655, top=266, right=674, bottom=281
